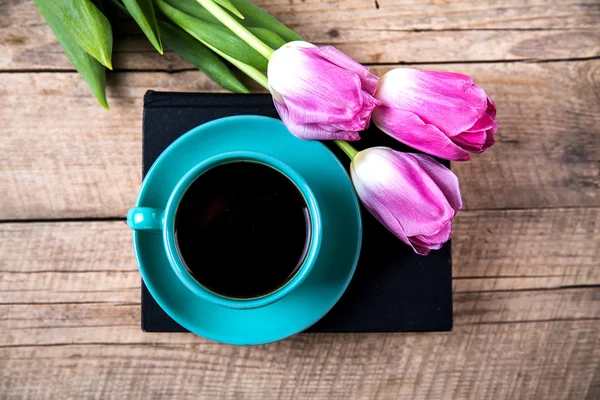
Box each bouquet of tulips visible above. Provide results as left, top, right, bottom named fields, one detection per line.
left=36, top=0, right=498, bottom=255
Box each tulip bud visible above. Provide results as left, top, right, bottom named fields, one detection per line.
left=350, top=147, right=462, bottom=255
left=267, top=41, right=381, bottom=141
left=372, top=68, right=497, bottom=161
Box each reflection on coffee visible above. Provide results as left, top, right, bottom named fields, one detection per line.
left=175, top=162, right=311, bottom=299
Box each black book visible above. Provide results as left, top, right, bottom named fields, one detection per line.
left=141, top=91, right=453, bottom=333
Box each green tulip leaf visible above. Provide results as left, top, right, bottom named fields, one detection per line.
left=47, top=0, right=114, bottom=69
left=213, top=0, right=244, bottom=19
left=164, top=0, right=297, bottom=48
left=248, top=27, right=286, bottom=50
left=109, top=0, right=130, bottom=13
left=155, top=0, right=267, bottom=70
left=163, top=0, right=219, bottom=23
left=122, top=0, right=163, bottom=54
left=34, top=0, right=109, bottom=109
left=229, top=0, right=302, bottom=42
left=158, top=21, right=249, bottom=93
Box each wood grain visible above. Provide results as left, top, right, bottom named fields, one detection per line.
left=258, top=0, right=600, bottom=30
left=0, top=321, right=599, bottom=400
left=2, top=0, right=599, bottom=71
left=1, top=0, right=600, bottom=398
left=1, top=208, right=598, bottom=303
left=452, top=208, right=600, bottom=288
left=1, top=60, right=599, bottom=219
left=1, top=208, right=598, bottom=325
left=1, top=216, right=599, bottom=399
left=3, top=286, right=599, bottom=335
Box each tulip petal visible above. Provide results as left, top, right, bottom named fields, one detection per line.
left=451, top=131, right=487, bottom=152
left=411, top=244, right=433, bottom=256
left=267, top=41, right=379, bottom=141
left=459, top=111, right=497, bottom=152
left=372, top=106, right=470, bottom=161
left=273, top=99, right=361, bottom=140
left=277, top=66, right=366, bottom=125
left=411, top=220, right=452, bottom=251
left=483, top=125, right=497, bottom=150
left=486, top=97, right=497, bottom=119
left=352, top=148, right=455, bottom=237
left=311, top=46, right=379, bottom=94
left=414, top=221, right=452, bottom=246
left=326, top=90, right=380, bottom=131
left=408, top=153, right=463, bottom=211
left=483, top=99, right=499, bottom=151
left=351, top=148, right=461, bottom=255
left=355, top=182, right=437, bottom=256
left=350, top=162, right=417, bottom=252
left=466, top=112, right=497, bottom=133
left=375, top=68, right=488, bottom=136
left=269, top=46, right=366, bottom=125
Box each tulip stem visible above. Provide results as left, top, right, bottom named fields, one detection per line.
left=334, top=140, right=359, bottom=160
left=198, top=38, right=269, bottom=90
left=196, top=0, right=275, bottom=60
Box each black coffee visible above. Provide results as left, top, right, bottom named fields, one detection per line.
left=174, top=161, right=311, bottom=299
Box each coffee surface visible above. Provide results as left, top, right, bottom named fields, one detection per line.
left=175, top=162, right=311, bottom=299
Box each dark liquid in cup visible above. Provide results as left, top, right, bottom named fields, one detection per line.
left=174, top=162, right=311, bottom=299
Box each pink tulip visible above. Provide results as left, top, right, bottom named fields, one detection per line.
left=350, top=147, right=462, bottom=255
left=267, top=41, right=380, bottom=141
left=372, top=68, right=498, bottom=161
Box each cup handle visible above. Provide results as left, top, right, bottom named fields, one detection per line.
left=127, top=207, right=165, bottom=231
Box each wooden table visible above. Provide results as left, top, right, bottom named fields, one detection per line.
left=1, top=0, right=599, bottom=398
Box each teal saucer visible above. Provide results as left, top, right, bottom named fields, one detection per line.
left=132, top=116, right=362, bottom=345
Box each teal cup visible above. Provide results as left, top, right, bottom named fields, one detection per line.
left=127, top=151, right=322, bottom=310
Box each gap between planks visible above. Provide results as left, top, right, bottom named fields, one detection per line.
left=1, top=55, right=599, bottom=75
left=1, top=205, right=599, bottom=224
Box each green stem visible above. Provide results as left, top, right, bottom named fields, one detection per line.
left=199, top=39, right=269, bottom=90
left=334, top=140, right=359, bottom=160
left=196, top=0, right=275, bottom=60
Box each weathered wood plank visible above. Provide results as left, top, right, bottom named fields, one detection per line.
left=328, top=29, right=600, bottom=65
left=1, top=208, right=598, bottom=303
left=1, top=61, right=598, bottom=219
left=2, top=285, right=599, bottom=335
left=1, top=321, right=599, bottom=399
left=0, top=71, right=223, bottom=220
left=1, top=0, right=599, bottom=70
left=263, top=0, right=600, bottom=31
left=452, top=208, right=600, bottom=285
left=0, top=212, right=598, bottom=394
left=1, top=1, right=599, bottom=399
left=6, top=0, right=600, bottom=32
left=3, top=218, right=599, bottom=333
